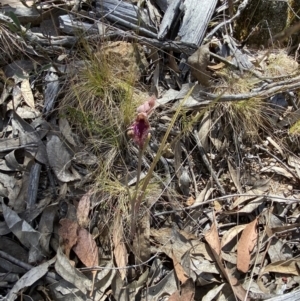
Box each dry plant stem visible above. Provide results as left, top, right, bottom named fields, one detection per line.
left=153, top=193, right=300, bottom=216
left=199, top=75, right=300, bottom=101
left=0, top=250, right=59, bottom=282
left=182, top=144, right=198, bottom=195
left=130, top=146, right=144, bottom=240
left=193, top=130, right=226, bottom=195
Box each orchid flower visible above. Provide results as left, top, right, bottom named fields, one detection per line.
left=128, top=112, right=150, bottom=149
left=128, top=96, right=156, bottom=149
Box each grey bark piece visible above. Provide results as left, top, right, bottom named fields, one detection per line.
left=43, top=72, right=59, bottom=114
left=178, top=0, right=218, bottom=46
left=95, top=0, right=157, bottom=37
left=155, top=0, right=173, bottom=13
left=59, top=15, right=100, bottom=35
left=157, top=0, right=181, bottom=40
left=27, top=162, right=41, bottom=210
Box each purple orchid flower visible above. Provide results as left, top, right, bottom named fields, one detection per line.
left=128, top=112, right=150, bottom=149
left=128, top=96, right=156, bottom=149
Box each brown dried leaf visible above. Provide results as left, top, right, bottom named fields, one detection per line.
left=194, top=181, right=212, bottom=205
left=21, top=79, right=35, bottom=109
left=261, top=166, right=294, bottom=179
left=237, top=218, right=258, bottom=273
left=77, top=190, right=92, bottom=228
left=58, top=218, right=79, bottom=258
left=228, top=160, right=242, bottom=194
left=180, top=278, right=195, bottom=301
left=238, top=197, right=264, bottom=213
left=260, top=259, right=300, bottom=276
left=221, top=225, right=246, bottom=249
left=169, top=291, right=181, bottom=301
left=166, top=277, right=194, bottom=301
left=224, top=269, right=250, bottom=301
left=113, top=214, right=128, bottom=280
left=73, top=228, right=98, bottom=268
left=186, top=196, right=195, bottom=206
left=205, top=221, right=220, bottom=256
left=205, top=220, right=250, bottom=301
left=207, top=62, right=225, bottom=70
left=171, top=249, right=189, bottom=284
left=230, top=183, right=269, bottom=209
left=266, top=136, right=284, bottom=157
left=196, top=111, right=211, bottom=153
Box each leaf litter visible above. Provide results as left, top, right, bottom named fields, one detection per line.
left=1, top=0, right=300, bottom=300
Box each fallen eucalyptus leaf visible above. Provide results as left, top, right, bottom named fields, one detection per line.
left=237, top=218, right=258, bottom=273
left=6, top=257, right=56, bottom=301
left=55, top=246, right=92, bottom=294
left=20, top=78, right=35, bottom=109
left=46, top=134, right=81, bottom=182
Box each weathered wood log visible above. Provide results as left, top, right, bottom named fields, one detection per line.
left=178, top=0, right=218, bottom=46
left=58, top=15, right=103, bottom=35
left=157, top=0, right=181, bottom=40
left=95, top=0, right=157, bottom=38
left=154, top=0, right=171, bottom=13
left=0, top=3, right=60, bottom=26
left=58, top=14, right=197, bottom=54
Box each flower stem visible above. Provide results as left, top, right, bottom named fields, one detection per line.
left=130, top=140, right=147, bottom=240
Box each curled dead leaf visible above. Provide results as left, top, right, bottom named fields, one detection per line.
left=73, top=228, right=98, bottom=268
left=77, top=190, right=92, bottom=228
left=237, top=218, right=258, bottom=273
left=58, top=218, right=79, bottom=258
left=113, top=214, right=128, bottom=280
